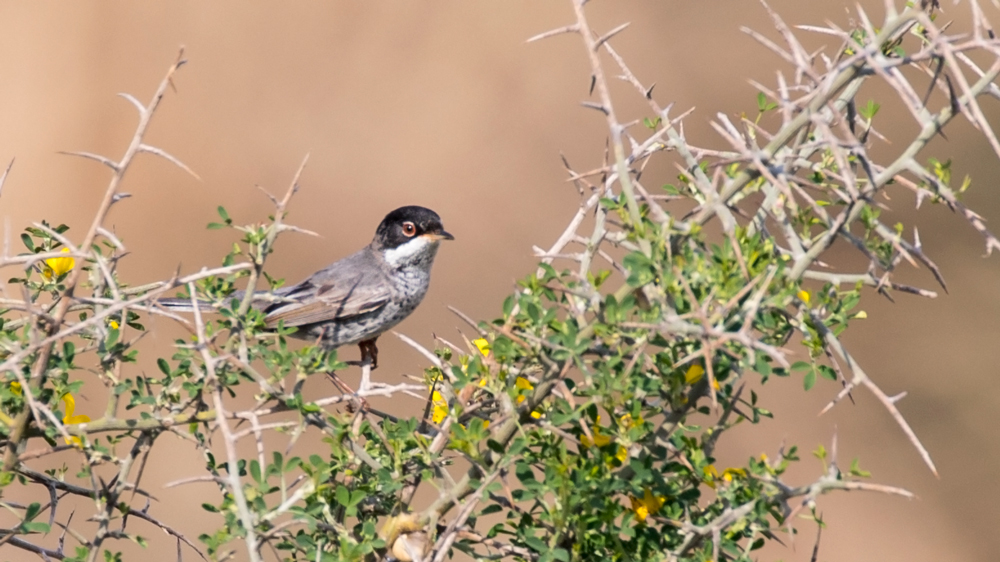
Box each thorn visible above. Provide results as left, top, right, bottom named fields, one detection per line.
left=888, top=391, right=907, bottom=404
left=594, top=22, right=630, bottom=50
left=255, top=184, right=278, bottom=205
left=830, top=425, right=838, bottom=465
left=137, top=144, right=201, bottom=180
left=57, top=151, right=120, bottom=172
left=169, top=46, right=188, bottom=93
left=0, top=158, right=14, bottom=200
left=846, top=99, right=857, bottom=136
left=946, top=74, right=961, bottom=119
left=580, top=101, right=609, bottom=115
left=525, top=24, right=580, bottom=43
left=117, top=93, right=146, bottom=115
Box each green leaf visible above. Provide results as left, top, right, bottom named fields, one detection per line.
left=790, top=360, right=811, bottom=372
left=249, top=460, right=262, bottom=484
left=859, top=99, right=881, bottom=121
left=335, top=485, right=350, bottom=507
left=23, top=521, right=50, bottom=533
left=849, top=458, right=872, bottom=478
left=524, top=535, right=547, bottom=553
left=754, top=354, right=772, bottom=376
left=813, top=444, right=827, bottom=461
left=623, top=252, right=656, bottom=287
left=756, top=92, right=777, bottom=112
left=24, top=502, right=42, bottom=520
left=803, top=369, right=816, bottom=391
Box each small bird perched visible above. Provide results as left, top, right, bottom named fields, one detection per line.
left=160, top=205, right=453, bottom=377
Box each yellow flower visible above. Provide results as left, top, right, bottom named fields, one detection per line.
left=722, top=467, right=746, bottom=482
left=109, top=320, right=120, bottom=330
left=684, top=364, right=719, bottom=390
left=615, top=446, right=628, bottom=463
left=629, top=488, right=665, bottom=522
left=61, top=393, right=90, bottom=447
left=619, top=413, right=644, bottom=428
left=580, top=416, right=613, bottom=448
left=9, top=381, right=22, bottom=396
left=431, top=390, right=448, bottom=424
left=703, top=465, right=745, bottom=487
left=43, top=248, right=75, bottom=280
left=514, top=377, right=543, bottom=419
left=472, top=338, right=490, bottom=357
left=684, top=364, right=704, bottom=384
left=581, top=431, right=613, bottom=448
left=514, top=376, right=533, bottom=404
left=797, top=289, right=810, bottom=304
left=429, top=389, right=490, bottom=428
left=703, top=464, right=719, bottom=488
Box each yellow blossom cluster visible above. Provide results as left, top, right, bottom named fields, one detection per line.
left=580, top=414, right=641, bottom=465
left=4, top=383, right=89, bottom=447
left=702, top=464, right=747, bottom=489
left=61, top=393, right=90, bottom=447
left=683, top=364, right=720, bottom=390
left=41, top=247, right=75, bottom=280
left=431, top=338, right=543, bottom=425
left=629, top=488, right=665, bottom=522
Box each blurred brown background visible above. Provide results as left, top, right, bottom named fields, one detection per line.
left=1, top=1, right=999, bottom=560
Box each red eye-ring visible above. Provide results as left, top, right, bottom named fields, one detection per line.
left=402, top=222, right=417, bottom=237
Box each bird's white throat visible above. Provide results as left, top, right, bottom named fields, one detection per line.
left=383, top=236, right=439, bottom=269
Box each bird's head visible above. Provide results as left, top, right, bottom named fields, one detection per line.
left=373, top=205, right=454, bottom=269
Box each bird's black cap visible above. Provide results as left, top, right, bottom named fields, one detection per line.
left=374, top=205, right=454, bottom=249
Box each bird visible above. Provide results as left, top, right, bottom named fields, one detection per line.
left=159, top=205, right=453, bottom=382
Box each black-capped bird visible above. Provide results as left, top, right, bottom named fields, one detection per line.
left=160, top=205, right=453, bottom=375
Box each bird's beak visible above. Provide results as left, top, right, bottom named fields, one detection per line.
left=423, top=230, right=454, bottom=241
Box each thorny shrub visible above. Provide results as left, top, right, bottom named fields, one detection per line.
left=2, top=1, right=1000, bottom=561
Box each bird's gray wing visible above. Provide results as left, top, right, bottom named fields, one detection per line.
left=263, top=253, right=390, bottom=329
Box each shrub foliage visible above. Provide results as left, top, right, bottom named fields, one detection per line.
left=2, top=2, right=999, bottom=561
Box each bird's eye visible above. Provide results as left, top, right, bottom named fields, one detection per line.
left=401, top=222, right=417, bottom=237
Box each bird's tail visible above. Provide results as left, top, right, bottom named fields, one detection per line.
left=157, top=289, right=269, bottom=313
left=156, top=297, right=219, bottom=313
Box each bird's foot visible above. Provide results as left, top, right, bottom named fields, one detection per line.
left=358, top=339, right=379, bottom=370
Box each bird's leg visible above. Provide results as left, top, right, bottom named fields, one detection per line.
left=356, top=338, right=380, bottom=396
left=358, top=338, right=379, bottom=371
